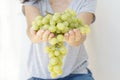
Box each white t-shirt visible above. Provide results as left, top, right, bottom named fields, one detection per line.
left=21, top=0, right=96, bottom=79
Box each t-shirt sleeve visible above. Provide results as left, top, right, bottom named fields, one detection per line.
left=21, top=0, right=39, bottom=15
left=79, top=0, right=97, bottom=23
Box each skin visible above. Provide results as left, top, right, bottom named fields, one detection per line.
left=24, top=0, right=94, bottom=46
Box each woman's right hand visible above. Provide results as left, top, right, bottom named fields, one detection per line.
left=29, top=27, right=54, bottom=43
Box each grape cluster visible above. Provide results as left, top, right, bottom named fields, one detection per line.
left=32, top=9, right=90, bottom=78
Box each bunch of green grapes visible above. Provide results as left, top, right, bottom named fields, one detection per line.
left=32, top=9, right=90, bottom=78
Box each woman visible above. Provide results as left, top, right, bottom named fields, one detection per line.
left=21, top=0, right=97, bottom=80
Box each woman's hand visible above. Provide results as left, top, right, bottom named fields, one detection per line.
left=28, top=27, right=54, bottom=43
left=64, top=29, right=86, bottom=47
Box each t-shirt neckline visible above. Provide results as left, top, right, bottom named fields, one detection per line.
left=47, top=0, right=74, bottom=13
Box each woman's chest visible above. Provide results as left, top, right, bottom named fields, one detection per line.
left=49, top=0, right=72, bottom=13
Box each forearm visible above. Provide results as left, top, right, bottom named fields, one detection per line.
left=77, top=12, right=94, bottom=25
left=24, top=5, right=40, bottom=28
left=68, top=12, right=94, bottom=47
left=24, top=5, right=40, bottom=43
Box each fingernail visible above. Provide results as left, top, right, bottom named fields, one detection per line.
left=49, top=35, right=52, bottom=38
left=46, top=31, right=50, bottom=34
left=69, top=31, right=72, bottom=34
left=74, top=29, right=78, bottom=31
left=73, top=29, right=76, bottom=31
left=65, top=33, right=68, bottom=36
left=41, top=30, right=44, bottom=33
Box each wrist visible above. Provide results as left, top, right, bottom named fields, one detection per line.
left=68, top=41, right=81, bottom=47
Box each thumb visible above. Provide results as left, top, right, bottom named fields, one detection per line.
left=64, top=33, right=69, bottom=41
left=30, top=27, right=36, bottom=35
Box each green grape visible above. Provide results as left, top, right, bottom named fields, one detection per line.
left=56, top=19, right=62, bottom=23
left=57, top=42, right=64, bottom=47
left=59, top=55, right=64, bottom=59
left=63, top=21, right=69, bottom=27
left=79, top=27, right=86, bottom=34
left=46, top=14, right=52, bottom=20
left=57, top=35, right=64, bottom=42
left=42, top=25, right=50, bottom=30
left=54, top=50, right=60, bottom=56
left=53, top=65, right=62, bottom=75
left=50, top=72, right=57, bottom=78
left=50, top=19, right=56, bottom=26
left=58, top=58, right=63, bottom=66
left=48, top=64, right=53, bottom=71
left=62, top=26, right=69, bottom=33
left=79, top=26, right=90, bottom=34
left=71, top=17, right=77, bottom=23
left=42, top=17, right=49, bottom=24
left=70, top=11, right=76, bottom=17
left=36, top=20, right=43, bottom=27
left=50, top=57, right=59, bottom=65
left=61, top=14, right=68, bottom=21
left=54, top=13, right=61, bottom=17
left=74, top=23, right=79, bottom=28
left=59, top=46, right=67, bottom=55
left=84, top=25, right=89, bottom=28
left=32, top=20, right=40, bottom=30
left=70, top=23, right=75, bottom=28
left=32, top=25, right=39, bottom=31
left=51, top=45, right=56, bottom=51
left=65, top=9, right=76, bottom=17
left=77, top=19, right=83, bottom=25
left=49, top=25, right=57, bottom=32
left=56, top=29, right=61, bottom=33
left=84, top=25, right=90, bottom=34
left=48, top=63, right=53, bottom=72
left=48, top=52, right=55, bottom=58
left=44, top=46, right=51, bottom=53
left=49, top=38, right=58, bottom=45
left=52, top=13, right=61, bottom=21
left=35, top=16, right=43, bottom=21
left=57, top=23, right=66, bottom=31
left=67, top=18, right=73, bottom=23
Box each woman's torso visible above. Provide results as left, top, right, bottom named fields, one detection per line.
left=27, top=0, right=88, bottom=79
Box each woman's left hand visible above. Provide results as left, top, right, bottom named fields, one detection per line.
left=64, top=29, right=86, bottom=47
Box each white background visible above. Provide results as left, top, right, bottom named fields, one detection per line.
left=0, top=0, right=120, bottom=80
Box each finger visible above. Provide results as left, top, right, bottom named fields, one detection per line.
left=73, top=29, right=81, bottom=41
left=42, top=30, right=51, bottom=41
left=30, top=28, right=36, bottom=36
left=36, top=29, right=45, bottom=40
left=69, top=30, right=75, bottom=42
left=64, top=33, right=69, bottom=41
left=48, top=33, right=54, bottom=40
